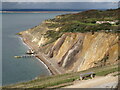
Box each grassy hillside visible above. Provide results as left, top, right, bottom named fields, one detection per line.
left=43, top=9, right=119, bottom=45
left=2, top=64, right=119, bottom=89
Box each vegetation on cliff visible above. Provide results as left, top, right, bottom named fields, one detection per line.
left=41, top=9, right=119, bottom=45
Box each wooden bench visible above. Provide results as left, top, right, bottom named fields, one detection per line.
left=79, top=72, right=95, bottom=80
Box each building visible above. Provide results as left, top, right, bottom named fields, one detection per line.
left=96, top=20, right=118, bottom=24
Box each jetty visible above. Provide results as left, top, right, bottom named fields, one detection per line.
left=14, top=55, right=36, bottom=58
left=14, top=49, right=36, bottom=59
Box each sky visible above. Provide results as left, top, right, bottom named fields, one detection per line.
left=1, top=0, right=120, bottom=2
left=2, top=2, right=119, bottom=10
left=0, top=0, right=119, bottom=10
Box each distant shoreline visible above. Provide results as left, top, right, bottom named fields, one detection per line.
left=1, top=11, right=79, bottom=14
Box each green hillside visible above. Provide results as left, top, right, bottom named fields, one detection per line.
left=43, top=9, right=119, bottom=45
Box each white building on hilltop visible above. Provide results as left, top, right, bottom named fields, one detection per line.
left=96, top=20, right=118, bottom=24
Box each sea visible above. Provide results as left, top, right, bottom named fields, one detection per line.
left=1, top=12, right=73, bottom=86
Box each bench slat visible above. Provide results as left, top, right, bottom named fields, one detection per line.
left=80, top=72, right=95, bottom=76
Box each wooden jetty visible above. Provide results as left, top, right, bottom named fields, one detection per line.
left=14, top=55, right=36, bottom=58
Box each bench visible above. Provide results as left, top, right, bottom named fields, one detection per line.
left=79, top=72, right=95, bottom=80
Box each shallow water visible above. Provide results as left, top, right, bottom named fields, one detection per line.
left=2, top=13, right=66, bottom=86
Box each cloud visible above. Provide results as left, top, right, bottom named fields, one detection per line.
left=1, top=0, right=119, bottom=2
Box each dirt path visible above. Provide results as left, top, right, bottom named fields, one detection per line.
left=63, top=76, right=118, bottom=88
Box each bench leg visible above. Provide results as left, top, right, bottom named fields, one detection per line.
left=80, top=76, right=83, bottom=80
left=91, top=74, right=94, bottom=79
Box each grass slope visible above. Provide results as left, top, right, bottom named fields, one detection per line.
left=2, top=64, right=119, bottom=89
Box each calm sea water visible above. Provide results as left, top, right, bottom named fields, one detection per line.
left=2, top=13, right=67, bottom=86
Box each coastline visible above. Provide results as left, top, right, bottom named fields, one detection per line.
left=2, top=11, right=79, bottom=14
left=35, top=57, right=52, bottom=76
left=18, top=36, right=52, bottom=76
left=19, top=35, right=62, bottom=75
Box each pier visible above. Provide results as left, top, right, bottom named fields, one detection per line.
left=14, top=49, right=36, bottom=59
left=14, top=55, right=36, bottom=58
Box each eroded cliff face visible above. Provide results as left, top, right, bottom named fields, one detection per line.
left=21, top=28, right=119, bottom=73
left=48, top=32, right=119, bottom=72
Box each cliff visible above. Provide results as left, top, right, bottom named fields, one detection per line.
left=19, top=9, right=120, bottom=73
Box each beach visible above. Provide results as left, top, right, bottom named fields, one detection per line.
left=19, top=36, right=52, bottom=76
left=20, top=33, right=65, bottom=75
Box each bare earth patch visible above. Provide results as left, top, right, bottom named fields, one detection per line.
left=62, top=76, right=118, bottom=88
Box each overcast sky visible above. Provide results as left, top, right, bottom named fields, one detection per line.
left=2, top=2, right=118, bottom=10
left=1, top=0, right=119, bottom=10
left=1, top=0, right=120, bottom=2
